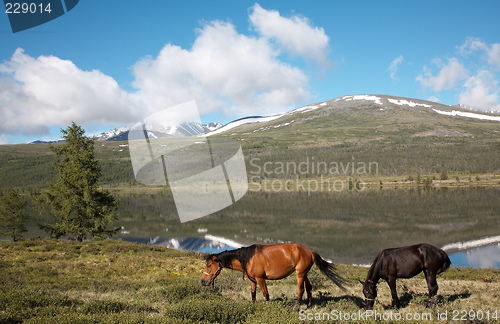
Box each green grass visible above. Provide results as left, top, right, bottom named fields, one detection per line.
left=0, top=240, right=499, bottom=323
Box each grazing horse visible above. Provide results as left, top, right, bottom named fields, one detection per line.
left=361, top=243, right=451, bottom=310
left=201, top=243, right=346, bottom=307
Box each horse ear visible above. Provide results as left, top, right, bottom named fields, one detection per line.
left=358, top=279, right=365, bottom=285
left=197, top=252, right=208, bottom=260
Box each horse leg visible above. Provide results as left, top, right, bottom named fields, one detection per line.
left=297, top=273, right=307, bottom=305
left=304, top=275, right=313, bottom=308
left=424, top=270, right=439, bottom=308
left=250, top=280, right=257, bottom=303
left=387, top=276, right=401, bottom=308
left=297, top=275, right=305, bottom=305
left=256, top=278, right=270, bottom=301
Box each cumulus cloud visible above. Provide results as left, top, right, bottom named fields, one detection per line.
left=488, top=44, right=500, bottom=69
left=1, top=5, right=329, bottom=136
left=416, top=57, right=469, bottom=92
left=417, top=38, right=500, bottom=111
left=459, top=37, right=500, bottom=70
left=455, top=38, right=500, bottom=110
left=388, top=55, right=404, bottom=82
left=132, top=15, right=318, bottom=117
left=0, top=48, right=142, bottom=135
left=0, top=134, right=9, bottom=144
left=427, top=96, right=441, bottom=103
left=459, top=70, right=500, bottom=111
left=249, top=3, right=330, bottom=66
left=458, top=37, right=489, bottom=56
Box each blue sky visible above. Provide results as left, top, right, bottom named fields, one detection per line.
left=1, top=1, right=500, bottom=144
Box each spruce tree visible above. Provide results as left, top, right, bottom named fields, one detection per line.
left=37, top=122, right=119, bottom=241
left=0, top=189, right=28, bottom=241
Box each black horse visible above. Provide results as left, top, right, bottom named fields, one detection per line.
left=361, top=243, right=451, bottom=309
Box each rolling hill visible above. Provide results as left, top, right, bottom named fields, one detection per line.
left=215, top=94, right=500, bottom=180
left=208, top=94, right=500, bottom=140
left=1, top=94, right=499, bottom=190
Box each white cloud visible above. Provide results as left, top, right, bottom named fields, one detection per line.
left=459, top=37, right=500, bottom=70
left=249, top=3, right=330, bottom=66
left=454, top=38, right=500, bottom=111
left=0, top=134, right=9, bottom=144
left=458, top=37, right=489, bottom=56
left=0, top=48, right=142, bottom=135
left=1, top=6, right=329, bottom=136
left=132, top=5, right=331, bottom=117
left=427, top=96, right=441, bottom=103
left=388, top=55, right=404, bottom=82
left=487, top=43, right=500, bottom=69
left=416, top=57, right=469, bottom=92
left=132, top=19, right=311, bottom=117
left=459, top=70, right=500, bottom=111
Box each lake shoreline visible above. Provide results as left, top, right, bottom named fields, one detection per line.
left=119, top=234, right=500, bottom=270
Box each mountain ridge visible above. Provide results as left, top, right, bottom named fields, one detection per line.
left=204, top=94, right=500, bottom=139
left=28, top=94, right=500, bottom=144
left=28, top=121, right=223, bottom=144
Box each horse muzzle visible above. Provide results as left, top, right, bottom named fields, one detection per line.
left=365, top=298, right=375, bottom=310
left=201, top=279, right=212, bottom=286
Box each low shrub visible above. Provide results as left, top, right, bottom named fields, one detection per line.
left=156, top=277, right=207, bottom=304
left=167, top=294, right=255, bottom=323
left=82, top=300, right=130, bottom=314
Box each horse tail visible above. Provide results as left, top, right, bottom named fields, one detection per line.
left=312, top=252, right=347, bottom=291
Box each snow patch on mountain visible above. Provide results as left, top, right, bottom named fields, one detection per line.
left=205, top=122, right=224, bottom=131
left=388, top=98, right=431, bottom=108
left=342, top=95, right=384, bottom=105
left=433, top=109, right=500, bottom=122
left=93, top=121, right=223, bottom=142
left=95, top=126, right=129, bottom=141
left=292, top=102, right=327, bottom=114
left=205, top=115, right=284, bottom=136
left=167, top=125, right=177, bottom=135
left=249, top=120, right=296, bottom=134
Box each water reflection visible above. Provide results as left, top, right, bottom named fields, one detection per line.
left=123, top=235, right=241, bottom=255
left=449, top=243, right=500, bottom=269
left=123, top=235, right=500, bottom=269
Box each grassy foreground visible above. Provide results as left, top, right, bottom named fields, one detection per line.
left=1, top=240, right=499, bottom=323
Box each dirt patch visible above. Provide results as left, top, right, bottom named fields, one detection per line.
left=416, top=222, right=476, bottom=232
left=413, top=128, right=472, bottom=137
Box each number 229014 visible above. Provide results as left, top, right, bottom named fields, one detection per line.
left=5, top=2, right=52, bottom=14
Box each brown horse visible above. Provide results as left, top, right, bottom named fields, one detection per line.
left=361, top=243, right=451, bottom=310
left=201, top=243, right=345, bottom=307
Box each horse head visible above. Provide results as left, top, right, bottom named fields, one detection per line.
left=201, top=255, right=223, bottom=286
left=361, top=279, right=377, bottom=310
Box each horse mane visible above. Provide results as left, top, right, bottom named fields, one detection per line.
left=208, top=244, right=263, bottom=276
left=366, top=249, right=386, bottom=281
